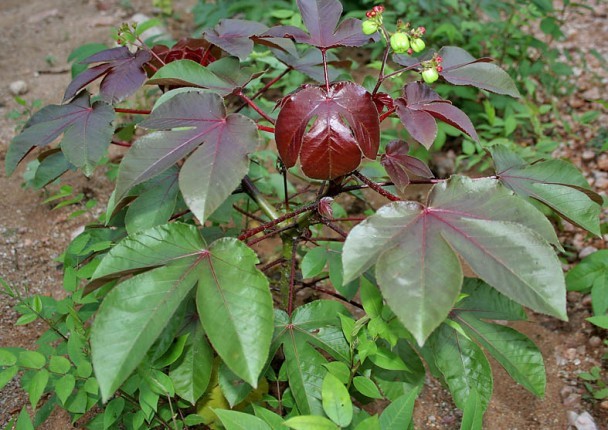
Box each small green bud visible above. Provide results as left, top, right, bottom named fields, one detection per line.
left=422, top=67, right=439, bottom=84
left=390, top=32, right=410, bottom=54
left=362, top=20, right=379, bottom=35
left=410, top=38, right=426, bottom=53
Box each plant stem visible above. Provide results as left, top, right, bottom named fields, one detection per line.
left=233, top=204, right=266, bottom=223
left=111, top=139, right=132, bottom=147
left=321, top=49, right=330, bottom=93
left=304, top=284, right=363, bottom=310
left=352, top=171, right=401, bottom=201
left=237, top=91, right=276, bottom=125
left=259, top=257, right=287, bottom=272
left=114, top=107, right=151, bottom=115
left=341, top=178, right=444, bottom=193
left=248, top=222, right=298, bottom=246
left=319, top=218, right=348, bottom=238
left=287, top=238, right=299, bottom=315
left=257, top=124, right=275, bottom=133
left=251, top=67, right=292, bottom=100
left=379, top=107, right=395, bottom=122
left=238, top=202, right=317, bottom=241
left=241, top=176, right=279, bottom=220
left=372, top=40, right=392, bottom=95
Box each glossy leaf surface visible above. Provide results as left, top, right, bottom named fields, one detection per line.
left=491, top=145, right=601, bottom=235
left=395, top=82, right=478, bottom=148
left=343, top=176, right=566, bottom=344
left=215, top=409, right=272, bottom=430
left=378, top=391, right=417, bottom=430
left=196, top=238, right=273, bottom=387
left=6, top=91, right=114, bottom=176
left=380, top=140, right=434, bottom=193
left=63, top=46, right=152, bottom=103
left=115, top=91, right=259, bottom=223
left=264, top=0, right=377, bottom=49
left=322, top=373, right=352, bottom=426
left=275, top=82, right=379, bottom=179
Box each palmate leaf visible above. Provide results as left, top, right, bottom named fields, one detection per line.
left=6, top=91, right=114, bottom=176
left=452, top=279, right=546, bottom=397
left=273, top=301, right=350, bottom=414
left=90, top=224, right=273, bottom=400
left=263, top=0, right=378, bottom=49
left=395, top=82, right=478, bottom=148
left=343, top=176, right=566, bottom=345
left=115, top=91, right=260, bottom=223
left=63, top=46, right=152, bottom=103
left=426, top=324, right=493, bottom=411
left=380, top=140, right=434, bottom=193
left=490, top=145, right=602, bottom=235
left=273, top=47, right=347, bottom=83
left=275, top=82, right=380, bottom=179
left=202, top=19, right=269, bottom=60
left=147, top=57, right=254, bottom=96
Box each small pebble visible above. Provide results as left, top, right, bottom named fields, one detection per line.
left=563, top=392, right=582, bottom=407
left=582, top=150, right=596, bottom=161
left=579, top=246, right=598, bottom=259
left=560, top=385, right=574, bottom=399
left=9, top=80, right=28, bottom=96
left=600, top=400, right=608, bottom=410
left=589, top=336, right=602, bottom=347
left=564, top=348, right=578, bottom=361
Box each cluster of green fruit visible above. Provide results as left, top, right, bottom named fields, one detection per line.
left=361, top=5, right=440, bottom=84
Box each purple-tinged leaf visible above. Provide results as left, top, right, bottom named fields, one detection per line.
left=5, top=91, right=114, bottom=176
left=274, top=47, right=347, bottom=83
left=381, top=140, right=433, bottom=193
left=275, top=82, right=379, bottom=180
left=395, top=82, right=478, bottom=148
left=438, top=47, right=520, bottom=98
left=115, top=91, right=259, bottom=223
left=63, top=47, right=152, bottom=103
left=263, top=0, right=378, bottom=49
left=490, top=145, right=601, bottom=235
left=203, top=19, right=268, bottom=60
left=147, top=57, right=252, bottom=95
left=343, top=176, right=566, bottom=345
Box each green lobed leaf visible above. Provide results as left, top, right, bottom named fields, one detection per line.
left=322, top=373, right=353, bottom=427
left=343, top=176, right=567, bottom=345
left=378, top=390, right=417, bottom=430
left=490, top=145, right=601, bottom=235
left=196, top=238, right=273, bottom=387
left=91, top=258, right=200, bottom=401
left=170, top=323, right=213, bottom=405
left=214, top=409, right=272, bottom=430
left=427, top=324, right=493, bottom=411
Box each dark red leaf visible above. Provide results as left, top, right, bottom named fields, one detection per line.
left=275, top=82, right=379, bottom=180
left=63, top=47, right=152, bottom=104
left=372, top=92, right=394, bottom=114
left=381, top=140, right=434, bottom=193
left=395, top=82, right=478, bottom=148
left=262, top=0, right=378, bottom=49
left=203, top=19, right=268, bottom=60
left=146, top=38, right=220, bottom=74
left=273, top=46, right=347, bottom=83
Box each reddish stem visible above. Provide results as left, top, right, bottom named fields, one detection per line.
left=237, top=91, right=275, bottom=125
left=306, top=284, right=363, bottom=310
left=319, top=218, right=348, bottom=238
left=321, top=49, right=330, bottom=93
left=331, top=216, right=367, bottom=222
left=257, top=124, right=275, bottom=133
left=169, top=209, right=191, bottom=221
left=114, top=108, right=152, bottom=115
left=259, top=258, right=287, bottom=272
left=247, top=223, right=298, bottom=246
left=237, top=202, right=317, bottom=241
left=111, top=139, right=132, bottom=147
left=379, top=107, right=396, bottom=123
left=372, top=40, right=392, bottom=95
left=251, top=67, right=292, bottom=100
left=287, top=239, right=299, bottom=316
left=352, top=171, right=401, bottom=201
left=233, top=204, right=266, bottom=223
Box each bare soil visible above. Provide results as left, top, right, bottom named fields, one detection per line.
left=0, top=0, right=606, bottom=429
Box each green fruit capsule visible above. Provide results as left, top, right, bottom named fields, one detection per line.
left=410, top=38, right=426, bottom=53
left=390, top=32, right=410, bottom=53
left=362, top=20, right=379, bottom=35
left=422, top=67, right=439, bottom=84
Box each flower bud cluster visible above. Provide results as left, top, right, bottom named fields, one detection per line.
left=362, top=5, right=385, bottom=35
left=421, top=54, right=443, bottom=84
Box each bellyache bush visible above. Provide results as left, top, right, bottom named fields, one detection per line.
left=1, top=0, right=602, bottom=428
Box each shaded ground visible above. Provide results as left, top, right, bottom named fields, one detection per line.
left=0, top=0, right=606, bottom=429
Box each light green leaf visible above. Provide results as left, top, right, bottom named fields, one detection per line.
left=460, top=390, right=484, bottom=430
left=55, top=374, right=76, bottom=404
left=587, top=315, right=608, bottom=329
left=0, top=366, right=18, bottom=390
left=15, top=408, right=34, bottom=430
left=25, top=368, right=49, bottom=409
left=355, top=415, right=380, bottom=430
left=103, top=397, right=125, bottom=429
left=170, top=323, right=213, bottom=405
left=301, top=247, right=328, bottom=278
left=369, top=347, right=409, bottom=371
left=491, top=145, right=601, bottom=235
left=322, top=373, right=353, bottom=427
left=378, top=390, right=417, bottom=430
left=91, top=222, right=206, bottom=281
left=323, top=362, right=350, bottom=384
left=197, top=238, right=273, bottom=387
left=91, top=258, right=200, bottom=401
left=18, top=351, right=46, bottom=369
left=253, top=404, right=288, bottom=429
left=360, top=278, right=383, bottom=318
left=284, top=415, right=339, bottom=430
left=49, top=356, right=72, bottom=375
left=343, top=176, right=567, bottom=345
left=218, top=363, right=253, bottom=407
left=0, top=349, right=17, bottom=366
left=215, top=409, right=272, bottom=430
left=353, top=376, right=383, bottom=399
left=427, top=324, right=493, bottom=411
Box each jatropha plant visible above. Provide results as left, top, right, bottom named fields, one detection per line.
left=1, top=0, right=602, bottom=428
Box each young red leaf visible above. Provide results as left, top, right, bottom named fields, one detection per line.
left=395, top=82, right=478, bottom=148
left=63, top=46, right=152, bottom=103
left=262, top=0, right=378, bottom=49
left=115, top=91, right=260, bottom=223
left=6, top=91, right=114, bottom=176
left=381, top=140, right=434, bottom=193
left=275, top=82, right=380, bottom=179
